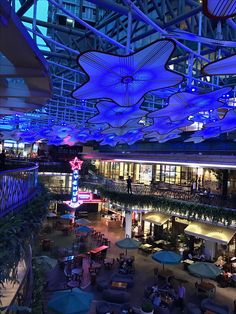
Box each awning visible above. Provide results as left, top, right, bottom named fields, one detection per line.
left=143, top=212, right=171, bottom=226
left=184, top=221, right=235, bottom=244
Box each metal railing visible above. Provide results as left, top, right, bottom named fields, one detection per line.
left=0, top=160, right=39, bottom=217
left=81, top=177, right=236, bottom=210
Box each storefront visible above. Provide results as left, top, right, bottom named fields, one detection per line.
left=184, top=221, right=236, bottom=260
left=96, top=160, right=235, bottom=194
left=142, top=211, right=172, bottom=239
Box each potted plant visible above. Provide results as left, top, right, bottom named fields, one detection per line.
left=141, top=300, right=154, bottom=314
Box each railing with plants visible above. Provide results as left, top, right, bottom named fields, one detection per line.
left=0, top=161, right=39, bottom=217
left=81, top=182, right=236, bottom=227
left=0, top=187, right=51, bottom=309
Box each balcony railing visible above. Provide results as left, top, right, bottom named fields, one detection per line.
left=81, top=177, right=236, bottom=210
left=0, top=160, right=39, bottom=217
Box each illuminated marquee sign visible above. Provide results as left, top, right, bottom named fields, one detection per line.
left=68, top=157, right=84, bottom=208
left=78, top=191, right=102, bottom=203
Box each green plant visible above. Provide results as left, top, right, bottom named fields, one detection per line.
left=0, top=186, right=51, bottom=303
left=141, top=300, right=153, bottom=313
left=80, top=182, right=235, bottom=225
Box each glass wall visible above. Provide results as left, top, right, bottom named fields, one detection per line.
left=96, top=160, right=224, bottom=192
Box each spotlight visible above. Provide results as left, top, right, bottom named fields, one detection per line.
left=191, top=87, right=196, bottom=92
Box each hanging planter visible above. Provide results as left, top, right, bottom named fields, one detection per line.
left=81, top=183, right=235, bottom=226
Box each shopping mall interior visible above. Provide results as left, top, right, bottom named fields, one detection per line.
left=0, top=0, right=236, bottom=313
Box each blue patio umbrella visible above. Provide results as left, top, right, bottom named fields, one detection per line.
left=61, top=213, right=75, bottom=219
left=115, top=236, right=141, bottom=255
left=75, top=225, right=92, bottom=233
left=48, top=288, right=93, bottom=314
left=152, top=250, right=182, bottom=270
left=188, top=262, right=223, bottom=280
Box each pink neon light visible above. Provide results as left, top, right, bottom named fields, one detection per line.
left=69, top=157, right=83, bottom=170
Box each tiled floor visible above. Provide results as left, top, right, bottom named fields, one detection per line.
left=42, top=213, right=235, bottom=314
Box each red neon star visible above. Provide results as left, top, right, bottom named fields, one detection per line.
left=69, top=157, right=83, bottom=170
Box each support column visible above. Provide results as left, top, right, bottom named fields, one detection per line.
left=203, top=240, right=216, bottom=261
left=125, top=210, right=132, bottom=238
left=222, top=169, right=228, bottom=200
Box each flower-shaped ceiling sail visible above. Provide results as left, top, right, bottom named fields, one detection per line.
left=184, top=137, right=204, bottom=143
left=52, top=124, right=74, bottom=139
left=72, top=39, right=183, bottom=106
left=102, top=119, right=143, bottom=136
left=88, top=99, right=147, bottom=127
left=100, top=135, right=123, bottom=147
left=203, top=0, right=236, bottom=19
left=148, top=87, right=231, bottom=122
left=0, top=130, right=20, bottom=141
left=192, top=127, right=222, bottom=139
left=185, top=127, right=221, bottom=144
left=143, top=117, right=193, bottom=134
left=203, top=55, right=236, bottom=75
left=206, top=109, right=236, bottom=132
left=145, top=129, right=182, bottom=143
left=48, top=136, right=64, bottom=146
left=18, top=130, right=39, bottom=142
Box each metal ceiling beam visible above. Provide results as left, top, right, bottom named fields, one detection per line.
left=41, top=51, right=77, bottom=60
left=26, top=27, right=80, bottom=55
left=16, top=0, right=34, bottom=17
left=47, top=0, right=129, bottom=52
left=21, top=16, right=86, bottom=37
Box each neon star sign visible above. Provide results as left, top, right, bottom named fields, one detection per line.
left=69, top=157, right=83, bottom=171
left=67, top=157, right=84, bottom=207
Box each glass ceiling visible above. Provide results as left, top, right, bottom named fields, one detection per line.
left=1, top=0, right=236, bottom=146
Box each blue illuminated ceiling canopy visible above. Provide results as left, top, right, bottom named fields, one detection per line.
left=203, top=0, right=236, bottom=19
left=88, top=99, right=147, bottom=127
left=72, top=39, right=184, bottom=107
left=203, top=55, right=236, bottom=75
left=2, top=0, right=236, bottom=147
left=148, top=87, right=232, bottom=122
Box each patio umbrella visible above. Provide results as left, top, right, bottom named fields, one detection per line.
left=188, top=262, right=223, bottom=280
left=61, top=213, right=75, bottom=219
left=152, top=250, right=182, bottom=270
left=75, top=225, right=92, bottom=233
left=34, top=255, right=57, bottom=272
left=48, top=288, right=93, bottom=314
left=115, top=236, right=141, bottom=255
left=75, top=218, right=91, bottom=225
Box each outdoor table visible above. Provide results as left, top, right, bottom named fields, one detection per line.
left=72, top=267, right=83, bottom=281
left=104, top=258, right=114, bottom=269
left=158, top=269, right=174, bottom=282
left=139, top=243, right=153, bottom=254
left=154, top=240, right=165, bottom=246
left=152, top=247, right=163, bottom=253
left=72, top=267, right=83, bottom=276
left=197, top=281, right=216, bottom=297
left=160, top=294, right=174, bottom=306
left=182, top=259, right=195, bottom=270
left=111, top=281, right=128, bottom=290
left=67, top=280, right=80, bottom=289
left=90, top=262, right=102, bottom=273
left=90, top=245, right=109, bottom=260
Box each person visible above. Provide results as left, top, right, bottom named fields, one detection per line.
left=0, top=149, right=6, bottom=169
left=152, top=292, right=161, bottom=308
left=177, top=282, right=186, bottom=312
left=126, top=176, right=132, bottom=194
left=151, top=283, right=159, bottom=293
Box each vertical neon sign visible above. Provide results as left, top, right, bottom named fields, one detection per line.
left=69, top=157, right=83, bottom=205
